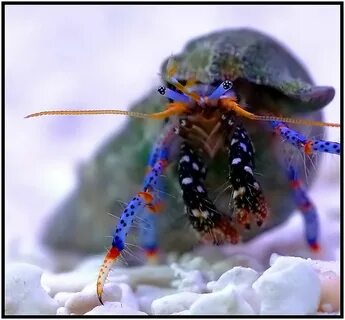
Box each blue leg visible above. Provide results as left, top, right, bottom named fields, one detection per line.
left=271, top=121, right=340, bottom=156
left=138, top=133, right=170, bottom=262
left=271, top=121, right=321, bottom=252
left=96, top=126, right=175, bottom=304
left=138, top=175, right=166, bottom=262
left=286, top=163, right=320, bottom=252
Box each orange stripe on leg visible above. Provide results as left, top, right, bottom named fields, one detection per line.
left=138, top=191, right=154, bottom=203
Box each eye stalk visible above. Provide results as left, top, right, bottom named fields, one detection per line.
left=207, top=80, right=234, bottom=100
left=157, top=85, right=190, bottom=103
left=157, top=78, right=234, bottom=106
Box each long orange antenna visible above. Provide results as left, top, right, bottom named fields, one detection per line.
left=221, top=98, right=340, bottom=128
left=25, top=103, right=188, bottom=120
left=25, top=109, right=155, bottom=119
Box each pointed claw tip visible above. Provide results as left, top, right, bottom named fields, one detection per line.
left=98, top=295, right=104, bottom=305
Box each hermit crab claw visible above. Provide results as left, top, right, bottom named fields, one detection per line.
left=96, top=246, right=121, bottom=305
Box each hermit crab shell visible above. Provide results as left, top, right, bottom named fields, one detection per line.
left=162, top=28, right=335, bottom=114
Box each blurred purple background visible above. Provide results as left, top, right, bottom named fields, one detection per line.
left=5, top=5, right=340, bottom=262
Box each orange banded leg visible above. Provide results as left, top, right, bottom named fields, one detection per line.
left=96, top=159, right=168, bottom=304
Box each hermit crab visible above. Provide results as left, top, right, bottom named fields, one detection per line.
left=26, top=28, right=340, bottom=303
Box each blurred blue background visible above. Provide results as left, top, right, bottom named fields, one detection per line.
left=5, top=4, right=340, bottom=262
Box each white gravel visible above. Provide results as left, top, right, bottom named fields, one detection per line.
left=5, top=250, right=340, bottom=315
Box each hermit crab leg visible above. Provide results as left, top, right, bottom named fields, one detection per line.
left=138, top=125, right=176, bottom=262
left=138, top=190, right=161, bottom=260
left=220, top=112, right=269, bottom=228
left=286, top=162, right=320, bottom=252
left=96, top=152, right=169, bottom=304
left=271, top=121, right=340, bottom=156
left=177, top=141, right=240, bottom=245
left=138, top=175, right=164, bottom=263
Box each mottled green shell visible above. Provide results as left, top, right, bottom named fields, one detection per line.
left=162, top=28, right=334, bottom=114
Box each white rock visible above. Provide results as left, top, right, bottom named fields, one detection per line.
left=41, top=254, right=106, bottom=296
left=65, top=281, right=122, bottom=314
left=172, top=309, right=192, bottom=315
left=53, top=292, right=75, bottom=307
left=207, top=266, right=260, bottom=313
left=269, top=252, right=281, bottom=265
left=117, top=283, right=138, bottom=311
left=56, top=306, right=71, bottom=315
left=41, top=269, right=97, bottom=296
left=318, top=271, right=340, bottom=313
left=307, top=258, right=340, bottom=276
left=85, top=301, right=147, bottom=315
left=136, top=285, right=177, bottom=314
left=190, top=286, right=256, bottom=315
left=109, top=265, right=174, bottom=288
left=317, top=311, right=341, bottom=316
left=179, top=256, right=212, bottom=274
left=253, top=256, right=321, bottom=314
left=170, top=262, right=208, bottom=293
left=211, top=255, right=264, bottom=277
left=297, top=258, right=340, bottom=313
left=320, top=303, right=334, bottom=313
left=5, top=263, right=58, bottom=315
left=207, top=267, right=259, bottom=292
left=151, top=292, right=200, bottom=315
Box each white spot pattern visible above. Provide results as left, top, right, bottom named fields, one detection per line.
left=197, top=185, right=204, bottom=193
left=180, top=155, right=190, bottom=163
left=232, top=158, right=241, bottom=165
left=240, top=143, right=247, bottom=152
left=182, top=177, right=193, bottom=185
left=244, top=166, right=253, bottom=175
left=231, top=139, right=238, bottom=145
left=192, top=162, right=200, bottom=171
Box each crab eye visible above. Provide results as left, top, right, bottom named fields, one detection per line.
left=157, top=85, right=190, bottom=103
left=158, top=86, right=166, bottom=95
left=222, top=80, right=233, bottom=90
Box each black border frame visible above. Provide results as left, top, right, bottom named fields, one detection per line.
left=1, top=1, right=343, bottom=318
